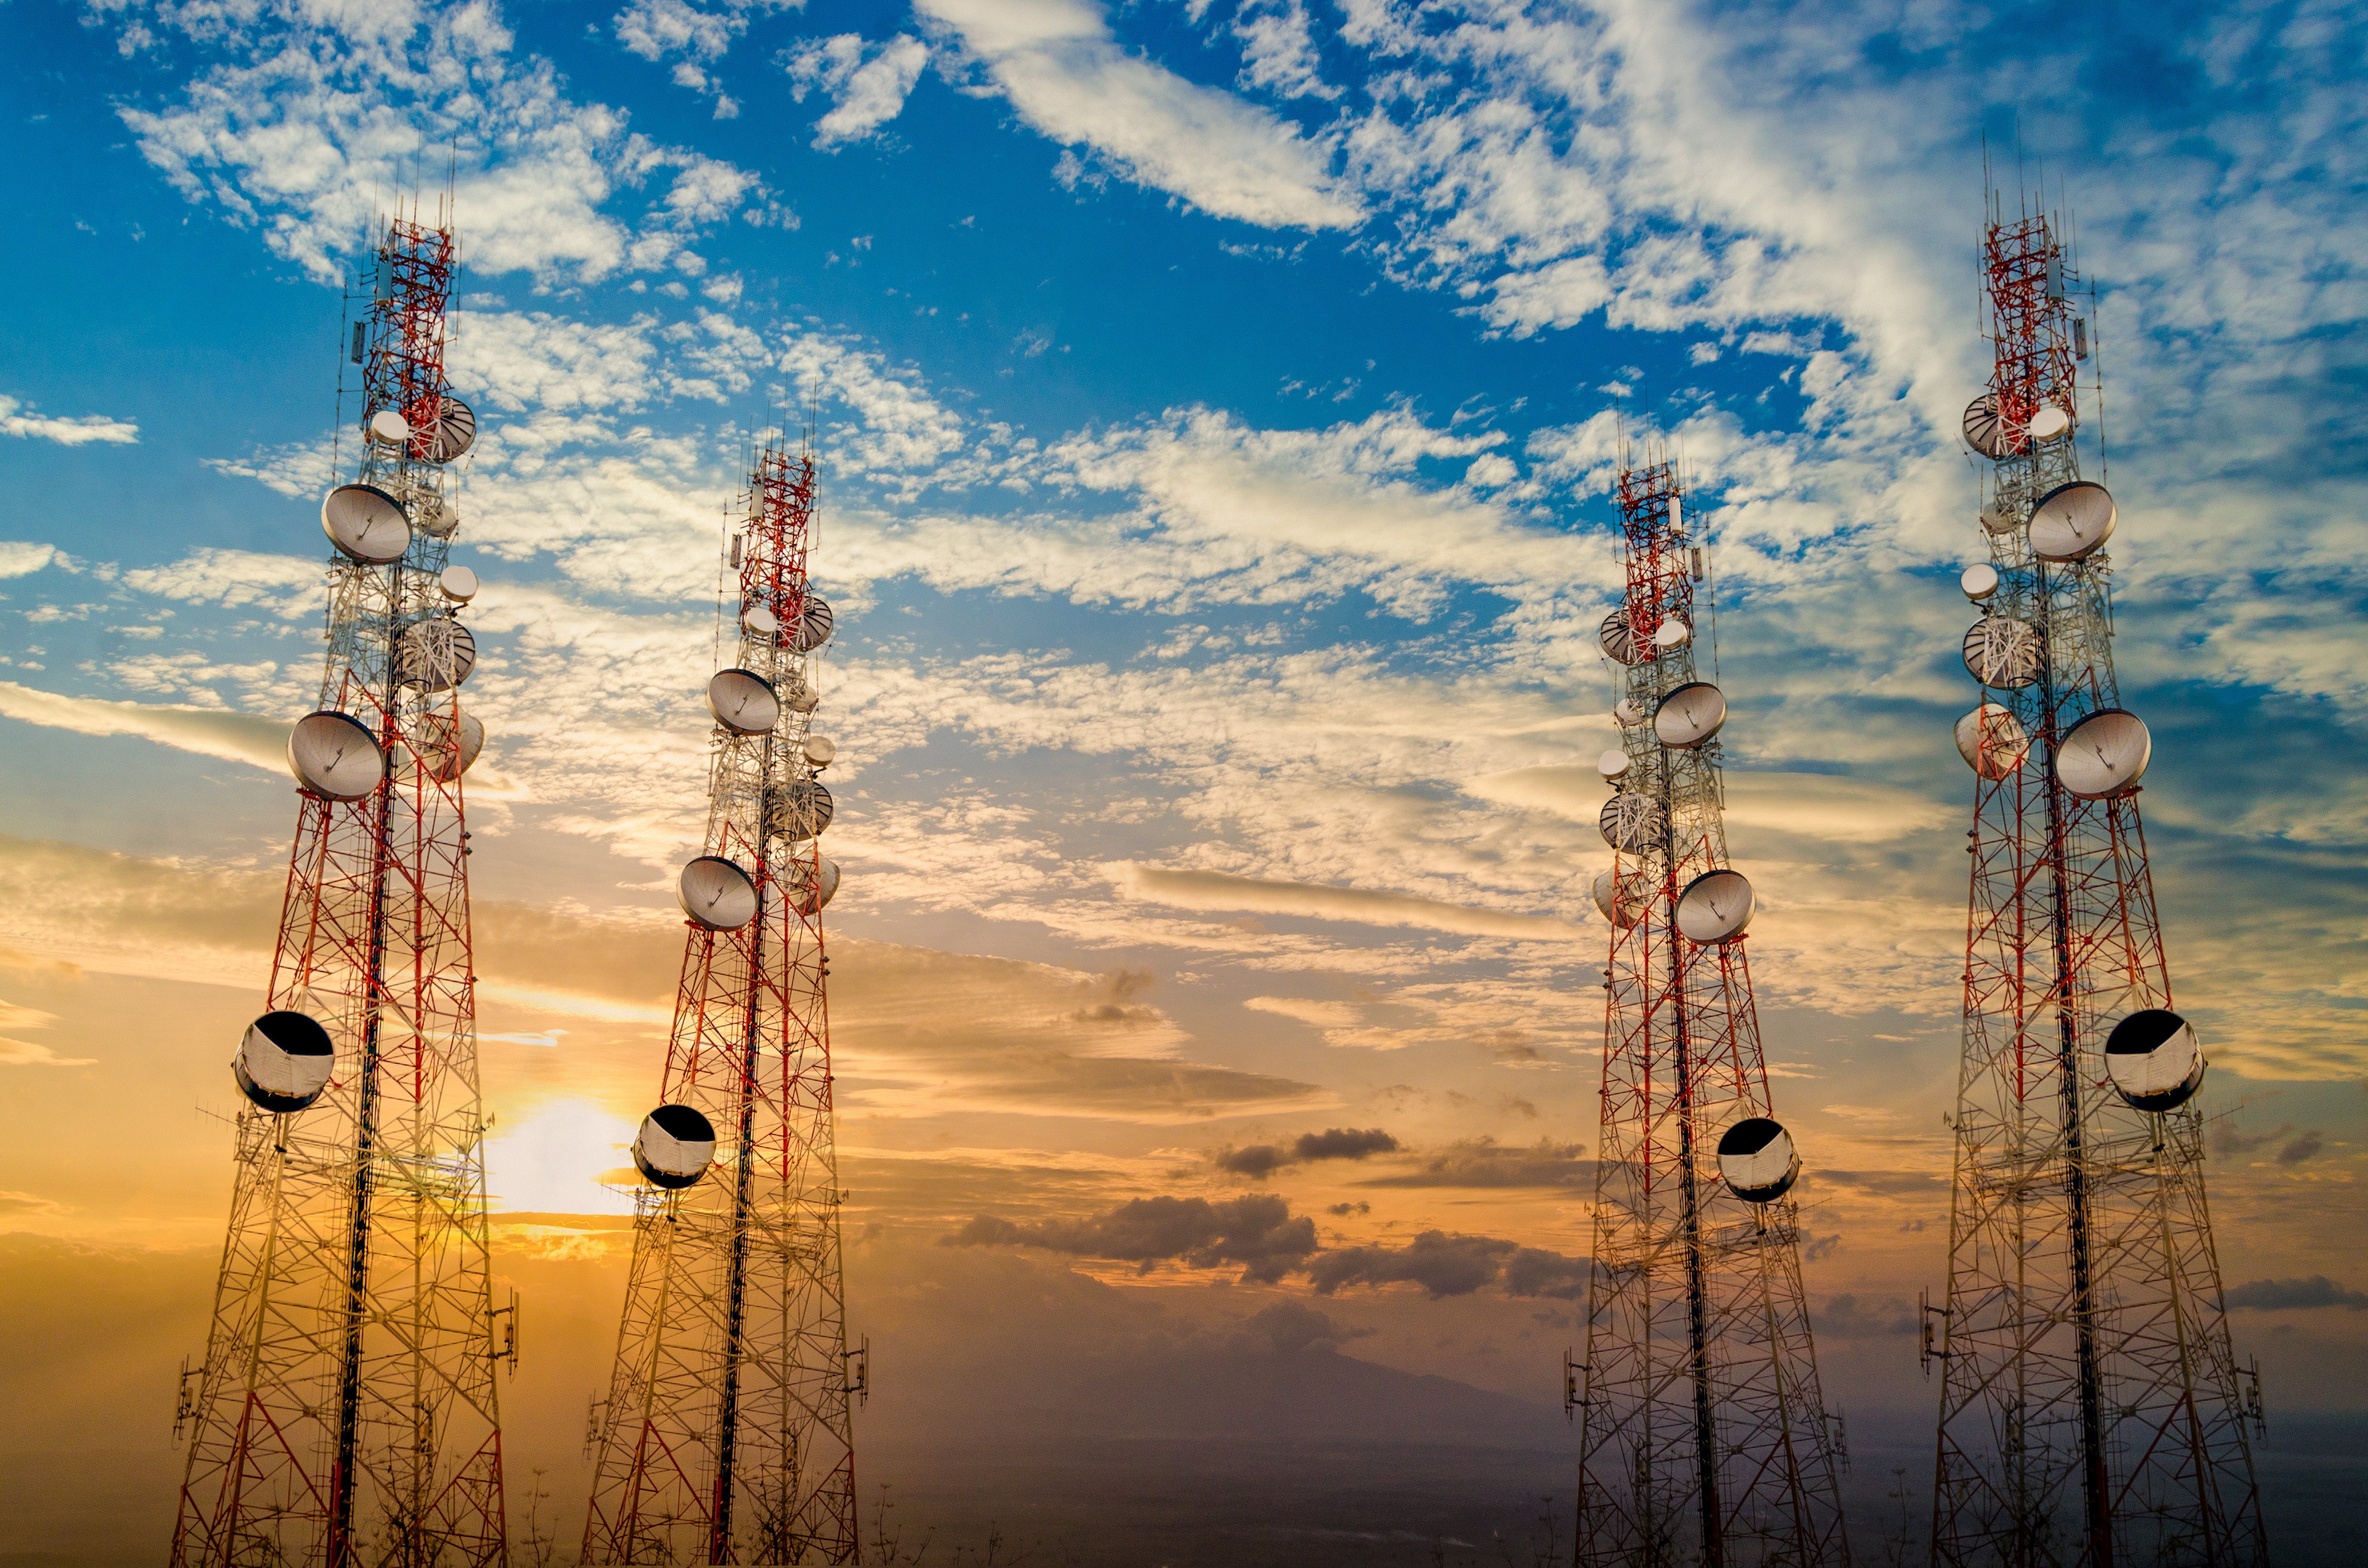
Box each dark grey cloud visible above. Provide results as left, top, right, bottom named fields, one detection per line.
left=2224, top=1275, right=2368, bottom=1311
left=1500, top=1246, right=1589, bottom=1300
left=2276, top=1130, right=2324, bottom=1165
left=1243, top=1299, right=1374, bottom=1354
left=1308, top=1231, right=1513, bottom=1298
left=1214, top=1144, right=1292, bottom=1178
left=1813, top=1293, right=1918, bottom=1338
left=1358, top=1136, right=1590, bottom=1189
left=2210, top=1119, right=2293, bottom=1158
left=943, top=1194, right=1319, bottom=1284
left=1214, top=1126, right=1399, bottom=1180
left=1813, top=1168, right=1946, bottom=1197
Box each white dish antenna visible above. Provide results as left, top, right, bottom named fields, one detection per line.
left=1953, top=703, right=2030, bottom=780
left=1961, top=616, right=2042, bottom=689
left=1591, top=868, right=1644, bottom=930
left=425, top=396, right=477, bottom=464
left=1962, top=392, right=2013, bottom=459
left=678, top=856, right=759, bottom=931
left=1597, top=749, right=1630, bottom=781
left=1652, top=618, right=1691, bottom=649
left=1598, top=611, right=1645, bottom=668
left=782, top=675, right=820, bottom=715
left=1961, top=564, right=1999, bottom=600
left=789, top=856, right=842, bottom=916
left=1654, top=682, right=1726, bottom=749
left=791, top=595, right=836, bottom=653
left=1717, top=1116, right=1801, bottom=1203
left=366, top=409, right=411, bottom=448
left=770, top=780, right=835, bottom=843
left=1613, top=699, right=1643, bottom=727
left=2105, top=1009, right=2207, bottom=1112
left=706, top=669, right=779, bottom=736
left=2028, top=481, right=2117, bottom=562
left=439, top=565, right=479, bottom=603
left=1676, top=868, right=1754, bottom=943
left=2027, top=404, right=2072, bottom=443
left=1978, top=504, right=2019, bottom=536
left=633, top=1103, right=717, bottom=1189
left=803, top=735, right=838, bottom=768
left=397, top=618, right=477, bottom=692
left=414, top=708, right=485, bottom=782
left=743, top=604, right=782, bottom=643
left=234, top=1010, right=336, bottom=1114
left=2056, top=708, right=2150, bottom=798
left=288, top=711, right=384, bottom=800
left=420, top=496, right=461, bottom=540
left=321, top=484, right=411, bottom=564
left=1598, top=792, right=1665, bottom=854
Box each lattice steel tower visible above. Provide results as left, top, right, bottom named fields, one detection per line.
left=580, top=434, right=862, bottom=1565
left=170, top=204, right=509, bottom=1567
left=1574, top=451, right=1851, bottom=1568
left=1925, top=188, right=2267, bottom=1568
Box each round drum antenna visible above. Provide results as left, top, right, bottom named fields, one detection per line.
left=2104, top=1009, right=2206, bottom=1112
left=234, top=1010, right=336, bottom=1114
left=1717, top=1117, right=1800, bottom=1202
left=633, top=1104, right=717, bottom=1188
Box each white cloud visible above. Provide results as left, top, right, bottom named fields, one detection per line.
left=917, top=0, right=1360, bottom=229
left=785, top=33, right=931, bottom=149
left=0, top=543, right=60, bottom=578
left=0, top=396, right=139, bottom=447
left=0, top=680, right=293, bottom=772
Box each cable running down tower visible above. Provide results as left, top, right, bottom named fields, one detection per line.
left=581, top=432, right=862, bottom=1565
left=1926, top=189, right=2267, bottom=1568
left=170, top=204, right=508, bottom=1568
left=1575, top=451, right=1851, bottom=1568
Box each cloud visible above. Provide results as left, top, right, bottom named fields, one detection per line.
left=1243, top=1299, right=1371, bottom=1353
left=0, top=543, right=60, bottom=579
left=2276, top=1131, right=2326, bottom=1165
left=784, top=33, right=930, bottom=148
left=0, top=1037, right=96, bottom=1068
left=0, top=396, right=138, bottom=447
left=916, top=0, right=1359, bottom=229
left=1111, top=863, right=1580, bottom=942
left=1214, top=1125, right=1398, bottom=1178
left=1357, top=1136, right=1590, bottom=1189
left=0, top=683, right=293, bottom=774
left=1813, top=1293, right=1918, bottom=1337
left=2224, top=1275, right=2368, bottom=1311
left=1310, top=1229, right=1568, bottom=1300
left=945, top=1192, right=1321, bottom=1284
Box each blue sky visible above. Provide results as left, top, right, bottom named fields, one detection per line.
left=1, top=0, right=2366, bottom=1550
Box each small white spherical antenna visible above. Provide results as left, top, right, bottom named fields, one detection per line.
left=770, top=780, right=835, bottom=843
left=782, top=676, right=820, bottom=715
left=633, top=1104, right=717, bottom=1189
left=425, top=396, right=477, bottom=464
left=415, top=708, right=485, bottom=782
left=2028, top=481, right=2118, bottom=562
left=791, top=596, right=836, bottom=653
left=1653, top=682, right=1726, bottom=749
left=419, top=496, right=461, bottom=540
left=397, top=619, right=477, bottom=692
left=705, top=669, right=779, bottom=736
left=1962, top=616, right=2042, bottom=689
left=235, top=1010, right=336, bottom=1114
left=803, top=735, right=838, bottom=768
left=1613, top=699, right=1643, bottom=727
left=439, top=565, right=479, bottom=603
left=790, top=857, right=842, bottom=916
left=1676, top=868, right=1755, bottom=943
left=1961, top=564, right=1999, bottom=600
left=367, top=409, right=412, bottom=448
left=1598, top=611, right=1645, bottom=668
left=1597, top=749, right=1630, bottom=781
left=1717, top=1117, right=1801, bottom=1203
left=321, top=484, right=411, bottom=564
left=2105, top=1009, right=2206, bottom=1112
left=678, top=856, right=759, bottom=931
left=288, top=711, right=384, bottom=800
left=2056, top=708, right=2151, bottom=798
left=1598, top=792, right=1665, bottom=853
left=1953, top=703, right=2030, bottom=780
left=743, top=604, right=782, bottom=643
left=1652, top=618, right=1690, bottom=649
left=1591, top=869, right=1644, bottom=930
left=1962, top=392, right=2012, bottom=459
left=2027, top=404, right=2072, bottom=442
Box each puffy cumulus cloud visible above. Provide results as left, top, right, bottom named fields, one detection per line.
left=916, top=0, right=1360, bottom=230
left=945, top=1192, right=1321, bottom=1283
left=1307, top=1228, right=1586, bottom=1300
left=0, top=543, right=61, bottom=579
left=1357, top=1135, right=1590, bottom=1189
left=2224, top=1275, right=2368, bottom=1312
left=783, top=33, right=931, bottom=149
left=0, top=395, right=139, bottom=447
left=448, top=310, right=671, bottom=414
left=0, top=682, right=293, bottom=774
left=1213, top=1125, right=1398, bottom=1178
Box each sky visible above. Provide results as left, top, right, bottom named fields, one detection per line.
left=0, top=0, right=2364, bottom=1560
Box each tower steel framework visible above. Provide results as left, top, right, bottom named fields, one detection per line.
left=1925, top=195, right=2268, bottom=1567
left=580, top=435, right=862, bottom=1566
left=1575, top=453, right=1852, bottom=1568
left=170, top=207, right=511, bottom=1568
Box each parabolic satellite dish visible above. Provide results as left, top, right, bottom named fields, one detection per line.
left=1597, top=749, right=1630, bottom=781
left=743, top=604, right=782, bottom=643
left=781, top=676, right=820, bottom=715
left=1953, top=702, right=2030, bottom=780
left=2104, top=1009, right=2207, bottom=1112
left=439, top=565, right=479, bottom=603
left=234, top=1010, right=335, bottom=1114
left=2055, top=708, right=2151, bottom=798
left=288, top=711, right=384, bottom=800
left=1591, top=868, right=1644, bottom=929
left=789, top=856, right=842, bottom=916
left=2027, top=480, right=2117, bottom=562
left=414, top=708, right=485, bottom=782
left=706, top=669, right=779, bottom=736
left=1979, top=504, right=2020, bottom=536
left=678, top=856, right=759, bottom=931
left=366, top=409, right=411, bottom=448
left=770, top=780, right=835, bottom=843
left=791, top=596, right=836, bottom=653
left=1717, top=1117, right=1801, bottom=1203
left=1598, top=611, right=1644, bottom=668
left=803, top=735, right=838, bottom=768
left=1599, top=792, right=1665, bottom=854
left=1613, top=699, right=1643, bottom=727
left=1962, top=616, right=2042, bottom=689
left=321, top=484, right=411, bottom=564
left=1676, top=868, right=1755, bottom=943
left=1653, top=618, right=1691, bottom=649
left=633, top=1104, right=717, bottom=1189
left=396, top=618, right=477, bottom=692
left=2027, top=404, right=2072, bottom=443
left=420, top=496, right=461, bottom=540
left=1961, top=564, right=1999, bottom=600
left=1962, top=392, right=2013, bottom=459
left=424, top=396, right=477, bottom=464
left=1654, top=682, right=1727, bottom=749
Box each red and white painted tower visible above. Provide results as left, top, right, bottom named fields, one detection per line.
left=1925, top=192, right=2268, bottom=1568
left=580, top=434, right=861, bottom=1565
left=170, top=204, right=509, bottom=1567
left=1574, top=451, right=1851, bottom=1567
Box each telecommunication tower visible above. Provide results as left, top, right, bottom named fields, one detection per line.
left=1574, top=452, right=1852, bottom=1567
left=580, top=433, right=862, bottom=1565
left=170, top=204, right=509, bottom=1567
left=1925, top=187, right=2267, bottom=1567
